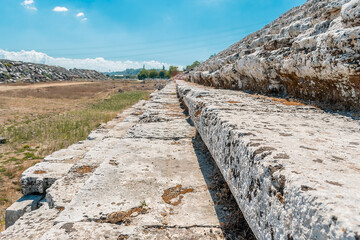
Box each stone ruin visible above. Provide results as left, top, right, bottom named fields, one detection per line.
left=0, top=60, right=107, bottom=84
left=189, top=0, right=360, bottom=111
left=1, top=0, right=359, bottom=239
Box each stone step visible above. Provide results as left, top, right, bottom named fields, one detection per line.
left=2, top=82, right=254, bottom=239
left=5, top=195, right=43, bottom=229
left=177, top=79, right=360, bottom=240
left=1, top=99, right=148, bottom=235
left=38, top=82, right=245, bottom=239
left=46, top=104, right=148, bottom=210
left=1, top=204, right=59, bottom=240
left=20, top=100, right=147, bottom=196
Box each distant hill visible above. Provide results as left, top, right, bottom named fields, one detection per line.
left=0, top=59, right=107, bottom=83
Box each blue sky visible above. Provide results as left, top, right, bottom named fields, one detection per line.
left=0, top=0, right=305, bottom=71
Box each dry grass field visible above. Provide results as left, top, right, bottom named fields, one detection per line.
left=0, top=79, right=165, bottom=231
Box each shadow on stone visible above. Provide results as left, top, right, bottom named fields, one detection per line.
left=192, top=132, right=256, bottom=240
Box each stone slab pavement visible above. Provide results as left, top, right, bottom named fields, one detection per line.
left=1, top=82, right=253, bottom=239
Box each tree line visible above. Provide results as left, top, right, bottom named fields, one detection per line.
left=137, top=66, right=179, bottom=80
left=137, top=60, right=203, bottom=80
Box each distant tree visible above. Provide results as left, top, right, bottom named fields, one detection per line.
left=185, top=61, right=201, bottom=71
left=167, top=66, right=179, bottom=78
left=148, top=69, right=158, bottom=79
left=138, top=69, right=148, bottom=80
left=165, top=71, right=171, bottom=79
left=158, top=70, right=166, bottom=79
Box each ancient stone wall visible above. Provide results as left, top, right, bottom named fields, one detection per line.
left=188, top=0, right=360, bottom=111
left=177, top=79, right=360, bottom=240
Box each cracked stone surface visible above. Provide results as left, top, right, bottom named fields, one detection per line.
left=177, top=79, right=360, bottom=240
left=19, top=101, right=146, bottom=197
left=5, top=195, right=43, bottom=229
left=188, top=0, right=360, bottom=111
left=1, top=82, right=252, bottom=239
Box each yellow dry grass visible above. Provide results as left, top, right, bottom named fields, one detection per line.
left=0, top=79, right=164, bottom=231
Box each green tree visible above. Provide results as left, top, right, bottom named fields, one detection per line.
left=167, top=66, right=179, bottom=78
left=185, top=61, right=201, bottom=71
left=158, top=70, right=166, bottom=79
left=148, top=69, right=158, bottom=79
left=137, top=69, right=148, bottom=80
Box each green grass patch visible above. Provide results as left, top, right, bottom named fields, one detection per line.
left=0, top=198, right=9, bottom=203
left=4, top=169, right=15, bottom=179
left=0, top=90, right=149, bottom=158
left=23, top=152, right=41, bottom=160
left=4, top=157, right=21, bottom=163
left=91, top=91, right=148, bottom=111
left=16, top=145, right=37, bottom=153
left=0, top=154, right=3, bottom=159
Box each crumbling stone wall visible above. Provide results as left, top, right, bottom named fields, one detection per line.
left=189, top=0, right=360, bottom=111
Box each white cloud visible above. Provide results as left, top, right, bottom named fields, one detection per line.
left=21, top=0, right=37, bottom=10
left=0, top=49, right=181, bottom=72
left=81, top=17, right=88, bottom=22
left=23, top=0, right=34, bottom=5
left=76, top=12, right=84, bottom=17
left=53, top=6, right=68, bottom=12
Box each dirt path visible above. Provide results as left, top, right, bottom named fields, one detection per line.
left=0, top=81, right=97, bottom=92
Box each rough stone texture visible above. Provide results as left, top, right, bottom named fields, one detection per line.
left=177, top=80, right=360, bottom=240
left=45, top=102, right=147, bottom=210
left=1, top=83, right=253, bottom=239
left=1, top=205, right=59, bottom=240
left=188, top=0, right=360, bottom=111
left=5, top=195, right=43, bottom=229
left=1, top=100, right=148, bottom=239
left=20, top=162, right=73, bottom=195
left=19, top=106, right=145, bottom=197
left=0, top=59, right=107, bottom=83
left=42, top=83, right=231, bottom=239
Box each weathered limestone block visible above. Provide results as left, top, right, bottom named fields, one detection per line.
left=3, top=97, right=149, bottom=237
left=46, top=122, right=144, bottom=209
left=177, top=80, right=360, bottom=240
left=5, top=195, right=43, bottom=229
left=0, top=204, right=59, bottom=240
left=43, top=148, right=87, bottom=163
left=1, top=82, right=255, bottom=239
left=189, top=0, right=360, bottom=111
left=21, top=162, right=73, bottom=195
left=342, top=0, right=360, bottom=27
left=40, top=82, right=248, bottom=240
left=40, top=222, right=225, bottom=240
left=44, top=99, right=148, bottom=209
